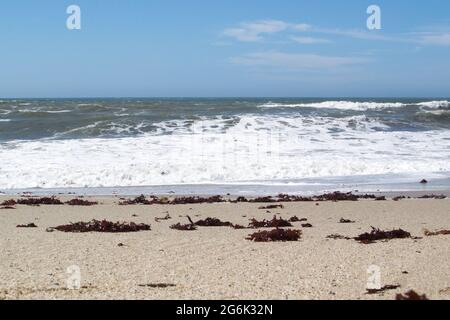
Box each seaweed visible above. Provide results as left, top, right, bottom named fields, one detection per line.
left=424, top=229, right=450, bottom=236
left=246, top=228, right=302, bottom=242
left=301, top=223, right=313, bottom=228
left=138, top=283, right=176, bottom=288
left=66, top=199, right=98, bottom=206
left=119, top=194, right=153, bottom=205
left=395, top=290, right=429, bottom=300
left=375, top=196, right=387, bottom=201
left=1, top=199, right=17, bottom=206
left=354, top=227, right=411, bottom=244
left=155, top=214, right=172, bottom=222
left=326, top=234, right=351, bottom=240
left=170, top=223, right=197, bottom=231
left=248, top=215, right=293, bottom=228
left=288, top=216, right=307, bottom=223
left=366, top=285, right=400, bottom=295
left=16, top=223, right=38, bottom=228
left=0, top=206, right=16, bottom=210
left=170, top=216, right=197, bottom=231
left=339, top=218, right=355, bottom=224
left=232, top=224, right=247, bottom=229
left=393, top=196, right=406, bottom=201
left=418, top=194, right=446, bottom=199
left=258, top=204, right=284, bottom=210
left=52, top=220, right=151, bottom=233
left=195, top=217, right=233, bottom=227
left=16, top=197, right=63, bottom=205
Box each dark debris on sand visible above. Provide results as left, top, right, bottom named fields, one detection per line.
left=170, top=216, right=197, bottom=231
left=138, top=283, right=176, bottom=288
left=288, top=216, right=307, bottom=223
left=66, top=199, right=98, bottom=206
left=17, top=197, right=64, bottom=205
left=339, top=218, right=355, bottom=224
left=366, top=285, right=400, bottom=295
left=395, top=290, right=429, bottom=300
left=354, top=227, right=411, bottom=244
left=195, top=217, right=234, bottom=227
left=248, top=215, right=293, bottom=229
left=246, top=228, right=302, bottom=242
left=424, top=229, right=450, bottom=236
left=51, top=220, right=151, bottom=233
left=258, top=204, right=284, bottom=210
left=155, top=214, right=172, bottom=222
left=326, top=234, right=351, bottom=240
left=16, top=223, right=38, bottom=228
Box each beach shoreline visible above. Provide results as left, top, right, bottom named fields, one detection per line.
left=1, top=193, right=449, bottom=300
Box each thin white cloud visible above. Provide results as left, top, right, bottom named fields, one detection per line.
left=223, top=20, right=289, bottom=42
left=417, top=32, right=450, bottom=46
left=291, top=36, right=331, bottom=44
left=230, top=51, right=367, bottom=70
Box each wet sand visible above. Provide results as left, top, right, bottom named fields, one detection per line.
left=1, top=196, right=449, bottom=300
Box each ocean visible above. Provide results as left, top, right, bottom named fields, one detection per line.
left=1, top=98, right=450, bottom=194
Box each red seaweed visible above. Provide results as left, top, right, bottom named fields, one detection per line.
left=339, top=218, right=355, bottom=224
left=246, top=228, right=302, bottom=242
left=1, top=199, right=17, bottom=206
left=66, top=199, right=98, bottom=206
left=424, top=229, right=450, bottom=236
left=17, top=197, right=63, bottom=205
left=248, top=215, right=293, bottom=228
left=195, top=217, right=234, bottom=227
left=366, top=285, right=400, bottom=295
left=395, top=290, right=429, bottom=300
left=354, top=227, right=411, bottom=244
left=16, top=223, right=38, bottom=228
left=52, top=220, right=151, bottom=233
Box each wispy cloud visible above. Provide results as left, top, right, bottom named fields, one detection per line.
left=291, top=36, right=332, bottom=44
left=230, top=51, right=367, bottom=70
left=223, top=20, right=290, bottom=42
left=416, top=32, right=450, bottom=45
left=223, top=19, right=450, bottom=46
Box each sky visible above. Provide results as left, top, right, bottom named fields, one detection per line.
left=1, top=0, right=450, bottom=98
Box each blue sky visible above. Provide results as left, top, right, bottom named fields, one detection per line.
left=1, top=0, right=450, bottom=98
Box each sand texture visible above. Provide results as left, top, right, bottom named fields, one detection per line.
left=1, top=196, right=449, bottom=300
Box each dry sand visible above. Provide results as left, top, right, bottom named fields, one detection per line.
left=0, top=196, right=449, bottom=300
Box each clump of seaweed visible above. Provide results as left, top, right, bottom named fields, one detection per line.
left=258, top=204, right=284, bottom=210
left=17, top=197, right=63, bottom=205
left=1, top=199, right=17, bottom=206
left=288, top=216, right=307, bottom=223
left=195, top=217, right=233, bottom=227
left=66, top=199, right=98, bottom=206
left=52, top=220, right=151, bottom=233
left=339, top=218, right=355, bottom=224
left=170, top=216, right=197, bottom=231
left=418, top=194, right=446, bottom=199
left=393, top=196, right=406, bottom=201
left=16, top=223, right=38, bottom=228
left=366, top=285, right=400, bottom=295
left=302, top=223, right=313, bottom=228
left=170, top=223, right=197, bottom=231
left=326, top=234, right=351, bottom=240
left=248, top=215, right=293, bottom=229
left=395, top=290, right=429, bottom=300
left=246, top=228, right=302, bottom=242
left=119, top=195, right=153, bottom=205
left=424, top=229, right=450, bottom=236
left=232, top=224, right=247, bottom=229
left=375, top=196, right=387, bottom=201
left=354, top=227, right=411, bottom=244
left=155, top=214, right=172, bottom=222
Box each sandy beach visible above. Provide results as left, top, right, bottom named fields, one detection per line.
left=0, top=194, right=449, bottom=300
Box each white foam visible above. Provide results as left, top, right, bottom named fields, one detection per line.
left=258, top=101, right=407, bottom=110
left=1, top=114, right=449, bottom=189
left=418, top=100, right=449, bottom=108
